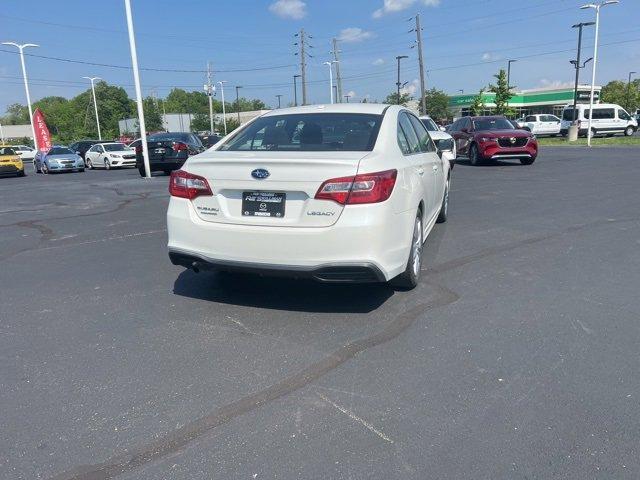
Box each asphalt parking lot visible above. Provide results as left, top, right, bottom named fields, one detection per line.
left=2, top=147, right=640, bottom=480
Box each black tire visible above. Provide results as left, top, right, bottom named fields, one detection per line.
left=104, top=158, right=111, bottom=170
left=520, top=157, right=535, bottom=165
left=469, top=143, right=483, bottom=166
left=624, top=126, right=635, bottom=137
left=86, top=158, right=93, bottom=169
left=163, top=169, right=173, bottom=175
left=79, top=168, right=85, bottom=173
left=591, top=128, right=597, bottom=138
left=138, top=165, right=147, bottom=177
left=42, top=163, right=49, bottom=175
left=34, top=162, right=40, bottom=173
left=436, top=177, right=450, bottom=224
left=17, top=170, right=26, bottom=177
left=390, top=212, right=423, bottom=290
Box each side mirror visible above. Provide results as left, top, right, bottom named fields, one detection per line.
left=435, top=138, right=455, bottom=157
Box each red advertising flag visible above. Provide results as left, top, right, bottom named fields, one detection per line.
left=33, top=108, right=52, bottom=152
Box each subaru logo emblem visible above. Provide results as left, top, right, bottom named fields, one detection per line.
left=251, top=168, right=270, bottom=179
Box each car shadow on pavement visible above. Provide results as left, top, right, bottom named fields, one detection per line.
left=172, top=270, right=394, bottom=313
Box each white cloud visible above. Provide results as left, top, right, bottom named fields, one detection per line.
left=539, top=79, right=574, bottom=89
left=373, top=0, right=440, bottom=18
left=401, top=79, right=420, bottom=96
left=372, top=58, right=385, bottom=66
left=268, top=0, right=307, bottom=20
left=347, top=90, right=357, bottom=98
left=338, top=27, right=375, bottom=43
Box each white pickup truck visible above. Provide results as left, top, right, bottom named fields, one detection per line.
left=521, top=114, right=562, bottom=136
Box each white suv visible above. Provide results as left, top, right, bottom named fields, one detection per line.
left=560, top=103, right=637, bottom=137
left=521, top=114, right=562, bottom=136
left=167, top=104, right=451, bottom=289
left=84, top=142, right=136, bottom=169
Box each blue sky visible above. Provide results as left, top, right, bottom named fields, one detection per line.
left=0, top=0, right=638, bottom=112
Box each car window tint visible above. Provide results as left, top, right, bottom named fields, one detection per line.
left=220, top=113, right=383, bottom=152
left=397, top=123, right=411, bottom=154
left=618, top=109, right=631, bottom=120
left=0, top=147, right=16, bottom=155
left=408, top=114, right=435, bottom=153
left=526, top=115, right=537, bottom=122
left=398, top=113, right=421, bottom=154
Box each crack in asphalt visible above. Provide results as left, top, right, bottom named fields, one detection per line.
left=48, top=281, right=459, bottom=480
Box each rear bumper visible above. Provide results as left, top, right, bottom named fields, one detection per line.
left=0, top=165, right=23, bottom=174
left=169, top=249, right=386, bottom=283
left=167, top=197, right=415, bottom=282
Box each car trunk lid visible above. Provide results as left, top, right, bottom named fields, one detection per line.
left=185, top=151, right=370, bottom=227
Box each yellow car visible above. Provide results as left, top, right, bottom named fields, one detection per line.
left=0, top=146, right=25, bottom=177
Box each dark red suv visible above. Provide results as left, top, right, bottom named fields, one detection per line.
left=448, top=115, right=538, bottom=165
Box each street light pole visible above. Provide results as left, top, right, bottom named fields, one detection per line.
left=123, top=0, right=150, bottom=178
left=276, top=94, right=282, bottom=109
left=217, top=81, right=228, bottom=135
left=83, top=76, right=102, bottom=140
left=235, top=86, right=243, bottom=123
left=2, top=42, right=39, bottom=150
left=507, top=60, right=517, bottom=89
left=581, top=0, right=619, bottom=147
left=323, top=61, right=337, bottom=104
left=626, top=71, right=637, bottom=112
left=395, top=55, right=408, bottom=105
left=293, top=74, right=301, bottom=107
left=570, top=22, right=595, bottom=134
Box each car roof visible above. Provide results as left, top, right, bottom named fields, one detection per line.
left=262, top=103, right=390, bottom=117
left=469, top=115, right=507, bottom=120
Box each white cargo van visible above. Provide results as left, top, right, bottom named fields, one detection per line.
left=560, top=103, right=637, bottom=137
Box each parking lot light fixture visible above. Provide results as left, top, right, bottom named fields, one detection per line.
left=323, top=61, right=337, bottom=104
left=580, top=0, right=619, bottom=147
left=123, top=0, right=151, bottom=178
left=2, top=42, right=39, bottom=150
left=82, top=77, right=102, bottom=140
left=395, top=55, right=409, bottom=105
left=217, top=81, right=228, bottom=135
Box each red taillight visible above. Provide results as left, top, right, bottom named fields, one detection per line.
left=169, top=170, right=212, bottom=199
left=173, top=142, right=188, bottom=152
left=315, top=169, right=397, bottom=205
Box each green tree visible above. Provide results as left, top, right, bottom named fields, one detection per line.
left=601, top=79, right=640, bottom=113
left=488, top=69, right=514, bottom=116
left=383, top=91, right=412, bottom=106
left=191, top=112, right=212, bottom=132
left=1, top=103, right=30, bottom=125
left=423, top=88, right=450, bottom=120
left=469, top=88, right=486, bottom=116
left=143, top=97, right=164, bottom=132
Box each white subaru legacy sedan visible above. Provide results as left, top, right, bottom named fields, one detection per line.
left=167, top=104, right=451, bottom=289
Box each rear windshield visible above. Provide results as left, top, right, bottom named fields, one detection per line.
left=563, top=108, right=576, bottom=121
left=220, top=113, right=383, bottom=152
left=148, top=133, right=191, bottom=143
left=103, top=143, right=127, bottom=151
left=49, top=148, right=74, bottom=155
left=472, top=118, right=514, bottom=130
left=420, top=117, right=439, bottom=132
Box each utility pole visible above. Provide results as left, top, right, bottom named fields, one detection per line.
left=276, top=94, right=282, bottom=108
left=295, top=29, right=311, bottom=105
left=396, top=55, right=408, bottom=105
left=82, top=76, right=102, bottom=140
left=627, top=71, right=637, bottom=112
left=123, top=0, right=150, bottom=177
left=293, top=74, right=301, bottom=106
left=413, top=14, right=427, bottom=115
left=569, top=21, right=594, bottom=140
left=2, top=42, right=39, bottom=150
left=331, top=38, right=343, bottom=103
left=506, top=60, right=517, bottom=89
left=205, top=61, right=215, bottom=133
left=235, top=85, right=242, bottom=123
left=217, top=81, right=227, bottom=134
